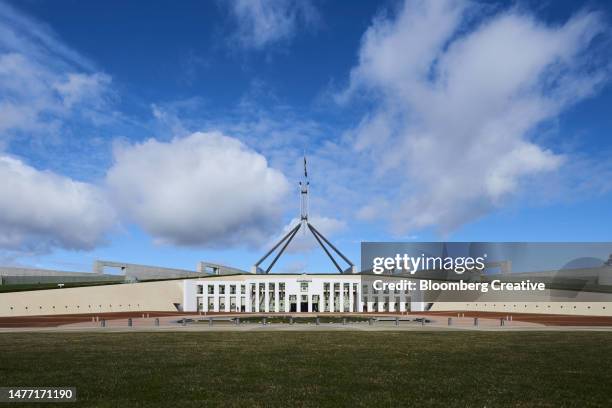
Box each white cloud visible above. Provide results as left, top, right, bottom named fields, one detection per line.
left=54, top=72, right=111, bottom=109
left=342, top=0, right=607, bottom=234
left=106, top=131, right=291, bottom=247
left=0, top=155, right=116, bottom=252
left=0, top=2, right=113, bottom=141
left=0, top=2, right=120, bottom=255
left=227, top=0, right=319, bottom=49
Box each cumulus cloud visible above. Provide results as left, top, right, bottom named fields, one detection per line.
left=0, top=2, right=119, bottom=255
left=0, top=155, right=116, bottom=252
left=226, top=0, right=319, bottom=49
left=342, top=0, right=608, bottom=234
left=106, top=131, right=291, bottom=247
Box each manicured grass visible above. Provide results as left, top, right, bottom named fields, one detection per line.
left=0, top=332, right=611, bottom=407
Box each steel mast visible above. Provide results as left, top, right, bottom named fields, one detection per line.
left=252, top=156, right=356, bottom=274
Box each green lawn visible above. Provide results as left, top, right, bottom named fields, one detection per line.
left=0, top=332, right=611, bottom=407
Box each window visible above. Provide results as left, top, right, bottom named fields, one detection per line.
left=196, top=285, right=203, bottom=295
left=219, top=285, right=225, bottom=295
left=300, top=282, right=308, bottom=292
left=241, top=285, right=246, bottom=295
left=208, top=285, right=214, bottom=295
left=230, top=285, right=236, bottom=295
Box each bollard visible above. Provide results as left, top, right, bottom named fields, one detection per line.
left=235, top=317, right=240, bottom=325
left=448, top=317, right=453, bottom=326
left=208, top=317, right=213, bottom=327
left=290, top=316, right=294, bottom=325
left=181, top=318, right=186, bottom=327
left=369, top=318, right=373, bottom=326
left=101, top=319, right=106, bottom=328
left=128, top=318, right=132, bottom=327
left=91, top=317, right=95, bottom=324
left=500, top=318, right=504, bottom=327
left=147, top=313, right=150, bottom=318
left=316, top=317, right=320, bottom=326
left=474, top=317, right=479, bottom=327
left=421, top=318, right=425, bottom=326
left=343, top=317, right=347, bottom=326
left=395, top=317, right=399, bottom=326
left=155, top=318, right=160, bottom=327
left=262, top=317, right=267, bottom=325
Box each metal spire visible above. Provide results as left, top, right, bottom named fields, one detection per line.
left=252, top=155, right=356, bottom=274
left=299, top=155, right=309, bottom=224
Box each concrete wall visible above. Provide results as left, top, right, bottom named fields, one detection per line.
left=431, top=301, right=612, bottom=316
left=430, top=287, right=612, bottom=316
left=0, top=280, right=186, bottom=317
left=197, top=262, right=249, bottom=275
left=93, top=260, right=200, bottom=280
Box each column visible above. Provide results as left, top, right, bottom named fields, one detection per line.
left=356, top=283, right=362, bottom=313
left=274, top=282, right=279, bottom=313
left=349, top=283, right=354, bottom=313
left=246, top=283, right=251, bottom=313
left=264, top=283, right=270, bottom=313
left=329, top=282, right=334, bottom=313
left=339, top=283, right=345, bottom=313
left=255, top=284, right=260, bottom=313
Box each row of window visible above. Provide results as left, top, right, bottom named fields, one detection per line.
left=197, top=282, right=363, bottom=295
left=197, top=283, right=289, bottom=295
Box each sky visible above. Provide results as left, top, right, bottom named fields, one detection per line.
left=1, top=0, right=612, bottom=274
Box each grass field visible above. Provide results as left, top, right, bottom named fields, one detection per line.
left=1, top=332, right=611, bottom=407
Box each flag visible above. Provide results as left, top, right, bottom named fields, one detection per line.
left=304, top=156, right=308, bottom=178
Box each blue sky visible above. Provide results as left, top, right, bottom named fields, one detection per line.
left=1, top=0, right=611, bottom=273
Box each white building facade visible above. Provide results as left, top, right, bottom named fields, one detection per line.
left=183, top=274, right=425, bottom=314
